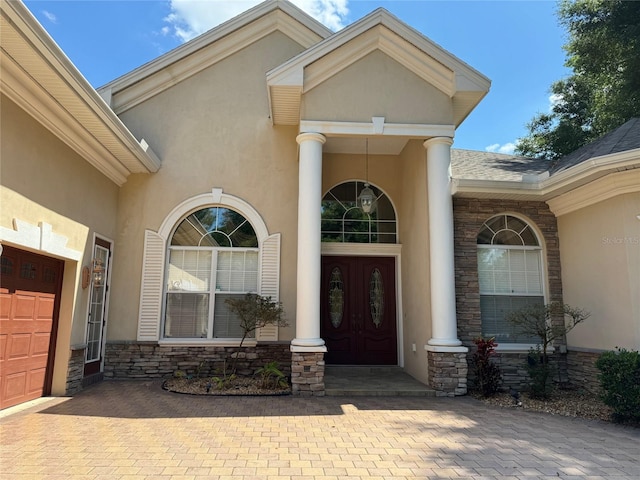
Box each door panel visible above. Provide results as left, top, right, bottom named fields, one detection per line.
left=0, top=246, right=63, bottom=409
left=321, top=256, right=397, bottom=365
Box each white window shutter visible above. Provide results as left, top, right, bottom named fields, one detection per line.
left=256, top=233, right=281, bottom=341
left=137, top=230, right=165, bottom=341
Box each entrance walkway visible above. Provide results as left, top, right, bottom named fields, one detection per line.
left=325, top=366, right=435, bottom=396
left=1, top=380, right=638, bottom=479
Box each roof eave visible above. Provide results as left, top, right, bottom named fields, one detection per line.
left=452, top=148, right=640, bottom=201
left=1, top=0, right=160, bottom=185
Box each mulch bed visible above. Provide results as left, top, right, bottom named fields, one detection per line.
left=471, top=388, right=615, bottom=422
left=163, top=376, right=291, bottom=396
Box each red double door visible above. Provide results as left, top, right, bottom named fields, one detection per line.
left=320, top=256, right=397, bottom=365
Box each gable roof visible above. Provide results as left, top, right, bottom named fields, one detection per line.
left=267, top=7, right=490, bottom=126
left=550, top=117, right=640, bottom=174
left=100, top=0, right=331, bottom=114
left=1, top=0, right=161, bottom=186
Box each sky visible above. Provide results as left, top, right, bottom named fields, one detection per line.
left=23, top=0, right=571, bottom=154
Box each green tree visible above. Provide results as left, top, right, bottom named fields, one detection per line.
left=516, top=0, right=640, bottom=161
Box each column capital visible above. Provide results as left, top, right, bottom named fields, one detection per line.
left=297, top=132, right=326, bottom=145
left=423, top=136, right=453, bottom=149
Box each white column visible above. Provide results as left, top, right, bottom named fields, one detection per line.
left=424, top=137, right=462, bottom=348
left=291, top=133, right=327, bottom=350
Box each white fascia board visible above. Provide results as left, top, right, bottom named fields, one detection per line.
left=547, top=169, right=640, bottom=216
left=1, top=55, right=130, bottom=185
left=2, top=1, right=161, bottom=175
left=300, top=119, right=455, bottom=138
left=451, top=149, right=640, bottom=200
left=103, top=1, right=329, bottom=98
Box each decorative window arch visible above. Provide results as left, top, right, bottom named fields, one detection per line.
left=136, top=189, right=280, bottom=342
left=321, top=181, right=397, bottom=243
left=477, top=214, right=545, bottom=344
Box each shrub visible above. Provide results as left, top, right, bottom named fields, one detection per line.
left=472, top=336, right=502, bottom=397
left=525, top=346, right=553, bottom=399
left=595, top=348, right=640, bottom=423
left=507, top=302, right=589, bottom=398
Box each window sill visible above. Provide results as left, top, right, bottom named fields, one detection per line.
left=159, top=339, right=258, bottom=347
left=495, top=343, right=555, bottom=354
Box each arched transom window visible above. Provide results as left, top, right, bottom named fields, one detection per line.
left=321, top=181, right=397, bottom=243
left=477, top=214, right=544, bottom=344
left=165, top=207, right=259, bottom=339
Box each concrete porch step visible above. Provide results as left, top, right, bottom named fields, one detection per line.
left=324, top=366, right=436, bottom=397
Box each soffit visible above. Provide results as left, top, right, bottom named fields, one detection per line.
left=1, top=1, right=160, bottom=186
left=267, top=8, right=490, bottom=126
left=102, top=1, right=331, bottom=114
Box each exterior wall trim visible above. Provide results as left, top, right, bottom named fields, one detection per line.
left=0, top=219, right=82, bottom=261
left=301, top=119, right=455, bottom=139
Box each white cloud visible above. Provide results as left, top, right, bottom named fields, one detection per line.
left=485, top=142, right=516, bottom=155
left=42, top=10, right=57, bottom=24
left=164, top=0, right=349, bottom=42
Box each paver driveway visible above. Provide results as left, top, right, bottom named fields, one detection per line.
left=1, top=380, right=638, bottom=479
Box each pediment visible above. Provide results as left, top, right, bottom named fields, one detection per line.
left=267, top=8, right=490, bottom=126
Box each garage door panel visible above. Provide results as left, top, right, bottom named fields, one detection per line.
left=7, top=333, right=31, bottom=359
left=27, top=368, right=46, bottom=396
left=36, top=295, right=55, bottom=317
left=31, top=333, right=51, bottom=356
left=12, top=293, right=37, bottom=319
left=2, top=371, right=27, bottom=403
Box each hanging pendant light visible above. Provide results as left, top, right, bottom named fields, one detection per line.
left=358, top=138, right=377, bottom=214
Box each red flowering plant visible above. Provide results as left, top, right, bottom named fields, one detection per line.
left=472, top=336, right=502, bottom=397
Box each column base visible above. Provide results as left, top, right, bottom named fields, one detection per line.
left=290, top=337, right=326, bottom=350
left=291, top=352, right=325, bottom=396
left=427, top=337, right=463, bottom=347
left=426, top=349, right=469, bottom=397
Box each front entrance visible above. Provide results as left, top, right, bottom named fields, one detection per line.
left=320, top=256, right=397, bottom=365
left=0, top=246, right=63, bottom=409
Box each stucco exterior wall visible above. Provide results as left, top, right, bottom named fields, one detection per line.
left=109, top=32, right=309, bottom=341
left=0, top=94, right=120, bottom=394
left=397, top=140, right=431, bottom=384
left=302, top=50, right=453, bottom=125
left=557, top=192, right=640, bottom=351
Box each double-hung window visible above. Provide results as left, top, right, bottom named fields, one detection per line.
left=164, top=207, right=258, bottom=339
left=477, top=214, right=544, bottom=344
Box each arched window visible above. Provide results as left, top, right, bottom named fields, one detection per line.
left=164, top=207, right=259, bottom=339
left=477, top=214, right=544, bottom=344
left=321, top=181, right=397, bottom=243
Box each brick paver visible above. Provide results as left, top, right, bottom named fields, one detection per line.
left=1, top=380, right=638, bottom=479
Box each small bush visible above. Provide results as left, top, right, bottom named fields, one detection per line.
left=526, top=346, right=553, bottom=399
left=472, top=337, right=502, bottom=397
left=595, top=348, right=640, bottom=423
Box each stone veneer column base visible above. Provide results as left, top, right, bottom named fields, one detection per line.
left=291, top=352, right=325, bottom=396
left=426, top=348, right=468, bottom=397
left=65, top=346, right=86, bottom=395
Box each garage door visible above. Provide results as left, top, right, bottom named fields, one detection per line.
left=0, top=246, right=63, bottom=409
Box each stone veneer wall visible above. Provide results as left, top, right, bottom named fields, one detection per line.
left=104, top=342, right=291, bottom=379
left=453, top=198, right=565, bottom=391
left=566, top=349, right=602, bottom=393
left=291, top=352, right=325, bottom=396
left=65, top=346, right=85, bottom=395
